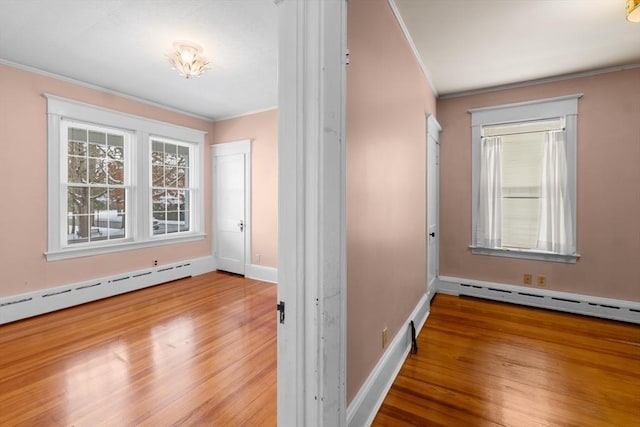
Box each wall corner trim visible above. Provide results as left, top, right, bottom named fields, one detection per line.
left=346, top=291, right=432, bottom=427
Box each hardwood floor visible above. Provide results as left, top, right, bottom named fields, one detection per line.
left=0, top=271, right=277, bottom=426
left=3, top=276, right=639, bottom=426
left=373, top=294, right=640, bottom=427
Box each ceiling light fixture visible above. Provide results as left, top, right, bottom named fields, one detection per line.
left=627, top=0, right=640, bottom=22
left=167, top=41, right=210, bottom=79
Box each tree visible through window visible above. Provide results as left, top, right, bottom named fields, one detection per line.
left=66, top=124, right=127, bottom=244
left=151, top=139, right=191, bottom=235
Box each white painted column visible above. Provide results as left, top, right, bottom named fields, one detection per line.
left=276, top=0, right=347, bottom=426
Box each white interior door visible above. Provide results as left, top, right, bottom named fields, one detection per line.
left=427, top=115, right=441, bottom=298
left=212, top=141, right=251, bottom=275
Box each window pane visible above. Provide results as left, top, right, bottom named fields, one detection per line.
left=88, top=158, right=107, bottom=184
left=90, top=188, right=108, bottom=216
left=88, top=142, right=104, bottom=158
left=88, top=130, right=106, bottom=144
left=69, top=128, right=87, bottom=142
left=502, top=198, right=540, bottom=249
left=501, top=133, right=545, bottom=198
left=177, top=167, right=188, bottom=187
left=69, top=140, right=87, bottom=156
left=178, top=145, right=190, bottom=167
left=164, top=167, right=178, bottom=187
left=68, top=215, right=90, bottom=243
left=68, top=156, right=87, bottom=183
left=108, top=160, right=124, bottom=184
left=109, top=188, right=126, bottom=212
left=179, top=211, right=190, bottom=232
left=68, top=187, right=89, bottom=215
left=107, top=136, right=124, bottom=160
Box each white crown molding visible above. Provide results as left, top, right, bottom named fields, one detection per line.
left=387, top=0, right=439, bottom=98
left=440, top=64, right=640, bottom=99
left=0, top=59, right=215, bottom=122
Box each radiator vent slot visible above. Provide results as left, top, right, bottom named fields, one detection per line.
left=599, top=304, right=620, bottom=310
left=551, top=297, right=580, bottom=304
left=1, top=297, right=32, bottom=307
left=133, top=271, right=152, bottom=278
left=76, top=282, right=102, bottom=290
left=488, top=287, right=512, bottom=294
left=111, top=276, right=130, bottom=283
left=42, top=289, right=72, bottom=298
left=630, top=308, right=640, bottom=313
left=518, top=292, right=544, bottom=298
left=158, top=267, right=174, bottom=273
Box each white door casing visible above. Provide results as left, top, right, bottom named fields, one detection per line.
left=427, top=114, right=441, bottom=298
left=277, top=0, right=347, bottom=426
left=212, top=140, right=251, bottom=275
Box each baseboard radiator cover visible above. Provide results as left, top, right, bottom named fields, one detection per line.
left=0, top=256, right=215, bottom=325
left=438, top=276, right=640, bottom=325
left=347, top=290, right=434, bottom=427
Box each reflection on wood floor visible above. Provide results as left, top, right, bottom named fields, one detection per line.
left=0, top=271, right=277, bottom=426
left=373, top=293, right=640, bottom=426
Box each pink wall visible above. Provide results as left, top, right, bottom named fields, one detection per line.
left=346, top=0, right=437, bottom=402
left=211, top=109, right=278, bottom=268
left=0, top=64, right=214, bottom=298
left=438, top=68, right=640, bottom=302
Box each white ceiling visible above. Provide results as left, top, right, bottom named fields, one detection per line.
left=0, top=1, right=637, bottom=120
left=0, top=0, right=278, bottom=120
left=394, top=0, right=640, bottom=96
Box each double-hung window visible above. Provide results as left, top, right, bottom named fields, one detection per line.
left=470, top=94, right=581, bottom=263
left=151, top=139, right=193, bottom=235
left=65, top=122, right=129, bottom=244
left=46, top=95, right=205, bottom=260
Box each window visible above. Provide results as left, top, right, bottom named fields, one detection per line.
left=65, top=122, right=129, bottom=245
left=470, top=94, right=581, bottom=263
left=151, top=139, right=192, bottom=236
left=46, top=95, right=205, bottom=260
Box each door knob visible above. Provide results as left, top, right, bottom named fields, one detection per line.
left=429, top=232, right=435, bottom=237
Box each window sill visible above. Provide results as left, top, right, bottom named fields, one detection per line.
left=470, top=246, right=580, bottom=264
left=45, top=233, right=207, bottom=261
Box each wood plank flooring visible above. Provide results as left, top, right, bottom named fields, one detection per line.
left=373, top=293, right=640, bottom=426
left=0, top=271, right=277, bottom=426
left=3, top=275, right=639, bottom=426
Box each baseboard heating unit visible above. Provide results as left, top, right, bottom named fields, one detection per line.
left=438, top=276, right=640, bottom=325
left=0, top=256, right=214, bottom=325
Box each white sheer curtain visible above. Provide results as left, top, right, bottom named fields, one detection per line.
left=536, top=130, right=574, bottom=254
left=477, top=136, right=503, bottom=248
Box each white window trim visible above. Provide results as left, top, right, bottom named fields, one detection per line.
left=45, top=94, right=206, bottom=261
left=469, top=94, right=583, bottom=263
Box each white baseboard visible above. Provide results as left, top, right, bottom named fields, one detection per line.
left=244, top=264, right=278, bottom=284
left=438, top=276, right=640, bottom=324
left=0, top=256, right=215, bottom=325
left=347, top=291, right=433, bottom=427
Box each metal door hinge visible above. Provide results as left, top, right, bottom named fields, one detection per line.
left=277, top=301, right=285, bottom=324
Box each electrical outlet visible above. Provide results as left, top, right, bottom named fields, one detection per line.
left=256, top=253, right=261, bottom=263
left=523, top=274, right=532, bottom=285
left=537, top=275, right=547, bottom=287
left=382, top=328, right=388, bottom=349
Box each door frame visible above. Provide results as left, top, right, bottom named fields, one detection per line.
left=211, top=140, right=251, bottom=275
left=426, top=114, right=442, bottom=299
left=277, top=0, right=347, bottom=425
